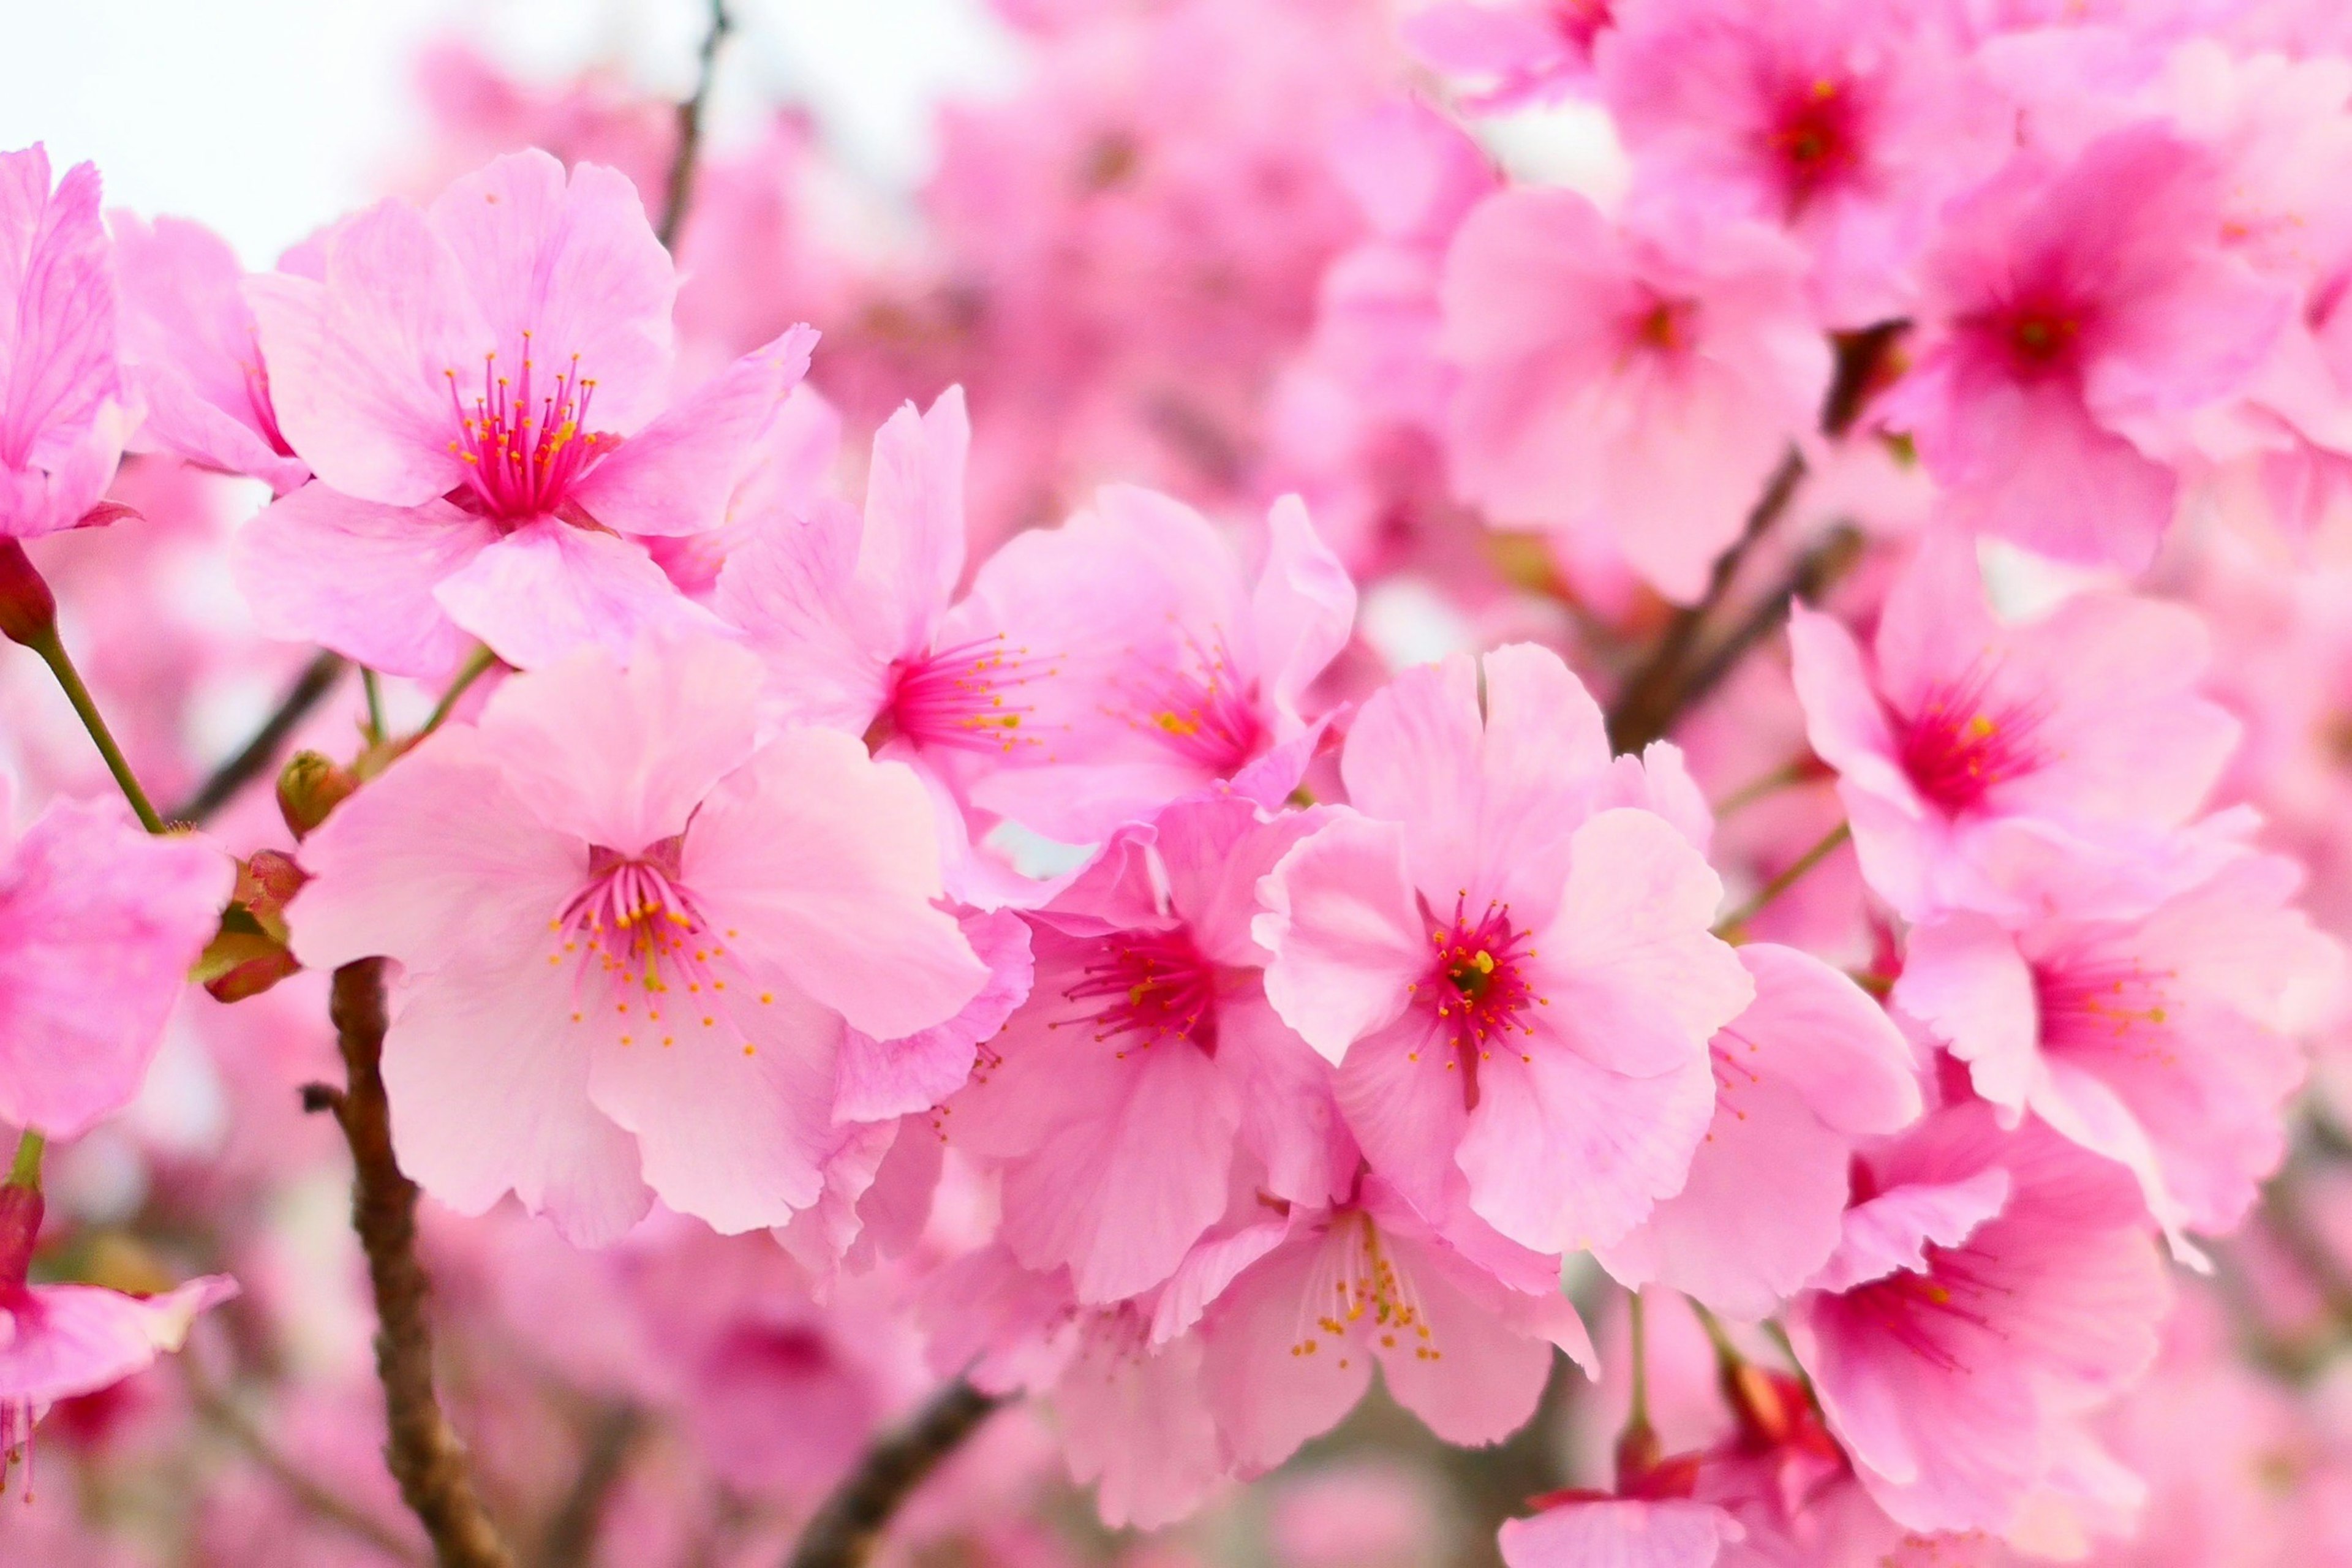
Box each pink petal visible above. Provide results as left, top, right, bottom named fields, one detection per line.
left=1893, top=913, right=2040, bottom=1115
left=1730, top=944, right=1921, bottom=1137
left=1, top=1276, right=239, bottom=1405
left=232, top=481, right=497, bottom=678
left=1256, top=811, right=1425, bottom=1064
left=1809, top=1169, right=2012, bottom=1295
left=1252, top=492, right=1356, bottom=728
left=850, top=386, right=971, bottom=660
left=0, top=148, right=124, bottom=537
left=1499, top=1499, right=1743, bottom=1568
left=714, top=495, right=895, bottom=734
left=834, top=907, right=1033, bottom=1122
left=567, top=325, right=817, bottom=537
left=431, top=518, right=729, bottom=672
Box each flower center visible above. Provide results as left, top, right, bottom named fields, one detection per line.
left=549, top=835, right=772, bottom=1056
left=2034, top=955, right=2178, bottom=1066
left=1842, top=1247, right=2003, bottom=1376
left=1057, top=927, right=1219, bottom=1057
left=1107, top=625, right=1264, bottom=774
left=444, top=331, right=616, bottom=522
left=1287, top=1212, right=1442, bottom=1370
left=1632, top=295, right=1698, bottom=355
left=1990, top=298, right=2087, bottom=377
left=884, top=635, right=1055, bottom=756
left=1894, top=665, right=2046, bottom=815
left=1768, top=77, right=1860, bottom=209
left=1407, top=895, right=1545, bottom=1103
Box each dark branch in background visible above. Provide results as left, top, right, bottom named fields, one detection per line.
left=659, top=0, right=734, bottom=252
left=786, top=1380, right=1001, bottom=1568
left=535, top=1403, right=645, bottom=1568
left=1603, top=322, right=1906, bottom=754
left=173, top=650, right=347, bottom=825
left=328, top=960, right=518, bottom=1568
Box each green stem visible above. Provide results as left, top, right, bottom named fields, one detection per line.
left=1626, top=1290, right=1650, bottom=1430
left=1711, top=757, right=1817, bottom=821
left=1685, top=1298, right=1743, bottom=1374
left=362, top=669, right=387, bottom=746
left=29, top=627, right=164, bottom=832
left=7, top=1129, right=44, bottom=1189
left=418, top=646, right=499, bottom=739
left=1715, top=822, right=1852, bottom=938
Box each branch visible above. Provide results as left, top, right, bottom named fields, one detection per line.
left=1668, top=523, right=1864, bottom=724
left=785, top=1380, right=1001, bottom=1568
left=329, top=959, right=517, bottom=1568
left=174, top=650, right=348, bottom=826
left=659, top=0, right=734, bottom=252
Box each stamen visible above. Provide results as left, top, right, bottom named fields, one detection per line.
left=443, top=335, right=614, bottom=521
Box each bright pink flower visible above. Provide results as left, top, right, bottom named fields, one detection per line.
left=0, top=777, right=231, bottom=1140
left=0, top=145, right=129, bottom=540
left=235, top=149, right=815, bottom=676
left=1441, top=190, right=1831, bottom=603
left=1875, top=124, right=2292, bottom=570
left=1499, top=1497, right=1744, bottom=1568
left=288, top=637, right=988, bottom=1244
left=1598, top=0, right=2005, bottom=325
left=1786, top=1106, right=2170, bottom=1536
left=949, top=795, right=1351, bottom=1303
left=108, top=214, right=309, bottom=496
left=723, top=390, right=1356, bottom=848
left=1257, top=644, right=1753, bottom=1253
left=0, top=1184, right=236, bottom=1487
left=1895, top=847, right=2340, bottom=1246
left=1787, top=530, right=2241, bottom=921
left=1599, top=943, right=1921, bottom=1319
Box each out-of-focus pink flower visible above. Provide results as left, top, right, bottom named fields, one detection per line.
left=1441, top=190, right=1831, bottom=603
left=0, top=1183, right=236, bottom=1485
left=1599, top=0, right=2005, bottom=324
left=109, top=215, right=309, bottom=495
left=1600, top=943, right=1921, bottom=1319
left=1499, top=1495, right=1744, bottom=1567
left=949, top=794, right=1349, bottom=1303
left=1896, top=846, right=2340, bottom=1248
left=1877, top=124, right=2292, bottom=570
left=0, top=145, right=130, bottom=540
left=0, top=776, right=230, bottom=1140
left=235, top=149, right=815, bottom=676
left=1403, top=1, right=1616, bottom=109
left=288, top=637, right=987, bottom=1243
left=1257, top=644, right=1752, bottom=1253
left=1787, top=1106, right=2170, bottom=1536
left=1788, top=530, right=2240, bottom=921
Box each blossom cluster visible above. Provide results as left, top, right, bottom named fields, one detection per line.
left=8, top=1, right=2352, bottom=1566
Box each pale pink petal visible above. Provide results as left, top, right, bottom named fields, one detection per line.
left=1059, top=1317, right=1229, bottom=1530
left=1893, top=914, right=2040, bottom=1116
left=684, top=729, right=986, bottom=1041
left=431, top=518, right=728, bottom=673
left=1726, top=944, right=1920, bottom=1137
left=1540, top=808, right=1751, bottom=1050
left=467, top=636, right=762, bottom=853
left=1220, top=987, right=1354, bottom=1208
left=713, top=496, right=894, bottom=734
left=1809, top=1169, right=2011, bottom=1295
left=1, top=1276, right=239, bottom=1405
left=1336, top=1014, right=1475, bottom=1221
left=232, top=482, right=497, bottom=678
left=1256, top=812, right=1425, bottom=1064
left=586, top=966, right=839, bottom=1233
left=834, top=908, right=1033, bottom=1122
left=288, top=723, right=584, bottom=975
left=1200, top=1229, right=1378, bottom=1474
left=0, top=799, right=232, bottom=1139
left=1374, top=1230, right=1560, bottom=1444
left=1252, top=492, right=1356, bottom=727
left=1499, top=1499, right=1743, bottom=1568
left=426, top=151, right=675, bottom=434
left=567, top=325, right=816, bottom=537
left=851, top=386, right=971, bottom=660
left=0, top=149, right=124, bottom=537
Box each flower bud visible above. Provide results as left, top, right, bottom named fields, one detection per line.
left=0, top=541, right=57, bottom=649
left=277, top=750, right=358, bottom=840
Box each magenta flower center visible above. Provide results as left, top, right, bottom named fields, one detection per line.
left=2034, top=955, right=2179, bottom=1067
left=1894, top=666, right=2046, bottom=814
left=884, top=634, right=1055, bottom=755
left=1287, top=1212, right=1442, bottom=1368
left=1109, top=625, right=1264, bottom=774
left=550, top=835, right=775, bottom=1055
left=1059, top=927, right=1220, bottom=1056
left=1629, top=293, right=1700, bottom=357
left=444, top=333, right=615, bottom=521
left=1767, top=77, right=1863, bottom=210
left=1841, top=1248, right=2003, bottom=1375
left=1408, top=895, right=1545, bottom=1103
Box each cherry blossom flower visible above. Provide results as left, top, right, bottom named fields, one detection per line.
left=1257, top=644, right=1752, bottom=1253
left=236, top=149, right=816, bottom=676
left=287, top=636, right=987, bottom=1243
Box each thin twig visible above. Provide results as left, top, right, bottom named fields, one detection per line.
left=187, top=1365, right=429, bottom=1566
left=417, top=646, right=500, bottom=741
left=1670, top=523, right=1866, bottom=721
left=329, top=959, right=517, bottom=1568
left=535, top=1403, right=645, bottom=1568
left=659, top=0, right=734, bottom=252
left=1716, top=822, right=1852, bottom=938
left=26, top=625, right=166, bottom=832
left=785, top=1380, right=1001, bottom=1568
left=173, top=650, right=348, bottom=825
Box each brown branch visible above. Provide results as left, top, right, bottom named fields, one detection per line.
left=174, top=649, right=347, bottom=825
left=1669, top=522, right=1865, bottom=723
left=535, top=1403, right=645, bottom=1568
left=659, top=0, right=733, bottom=252
left=785, top=1380, right=1001, bottom=1568
left=330, top=959, right=517, bottom=1568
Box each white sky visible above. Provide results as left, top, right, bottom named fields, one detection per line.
left=0, top=0, right=1024, bottom=263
